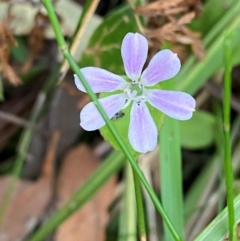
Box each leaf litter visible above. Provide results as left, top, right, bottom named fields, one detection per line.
left=135, top=0, right=205, bottom=60
left=55, top=144, right=116, bottom=241
left=0, top=130, right=60, bottom=241
left=0, top=21, right=21, bottom=86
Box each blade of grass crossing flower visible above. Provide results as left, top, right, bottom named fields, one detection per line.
left=42, top=1, right=183, bottom=240
left=118, top=163, right=137, bottom=241
left=223, top=31, right=236, bottom=241
left=159, top=79, right=184, bottom=241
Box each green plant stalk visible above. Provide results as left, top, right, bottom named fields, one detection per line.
left=132, top=164, right=146, bottom=241
left=42, top=1, right=181, bottom=240
left=159, top=119, right=184, bottom=241
left=214, top=101, right=226, bottom=213
left=223, top=31, right=235, bottom=241
left=160, top=79, right=184, bottom=241
left=28, top=151, right=125, bottom=241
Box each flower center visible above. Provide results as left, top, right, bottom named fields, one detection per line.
left=130, top=83, right=143, bottom=96
left=123, top=82, right=147, bottom=108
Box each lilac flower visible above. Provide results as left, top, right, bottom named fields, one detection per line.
left=74, top=33, right=195, bottom=153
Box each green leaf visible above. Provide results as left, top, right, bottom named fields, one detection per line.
left=159, top=79, right=184, bottom=241
left=160, top=117, right=184, bottom=241
left=180, top=111, right=215, bottom=149
left=80, top=4, right=139, bottom=74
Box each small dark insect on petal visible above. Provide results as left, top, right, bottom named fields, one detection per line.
left=111, top=111, right=125, bottom=120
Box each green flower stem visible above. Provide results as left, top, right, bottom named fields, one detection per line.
left=132, top=163, right=146, bottom=241
left=223, top=31, right=236, bottom=241
left=42, top=1, right=182, bottom=240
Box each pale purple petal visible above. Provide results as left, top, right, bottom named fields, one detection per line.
left=141, top=49, right=181, bottom=86
left=146, top=89, right=196, bottom=120
left=128, top=102, right=158, bottom=153
left=121, top=33, right=148, bottom=82
left=74, top=67, right=127, bottom=93
left=80, top=93, right=126, bottom=131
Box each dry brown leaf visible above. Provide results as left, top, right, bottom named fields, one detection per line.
left=177, top=12, right=195, bottom=25
left=135, top=0, right=204, bottom=60
left=181, top=26, right=201, bottom=38
left=181, top=26, right=205, bottom=60
left=0, top=176, right=31, bottom=205
left=55, top=144, right=116, bottom=241
left=145, top=24, right=178, bottom=43
left=0, top=21, right=21, bottom=85
left=0, top=131, right=59, bottom=241
left=171, top=44, right=188, bottom=61
left=136, top=0, right=185, bottom=16
left=0, top=178, right=52, bottom=241
left=180, top=0, right=202, bottom=17
left=1, top=64, right=22, bottom=85
left=164, top=6, right=188, bottom=15
left=175, top=34, right=193, bottom=44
